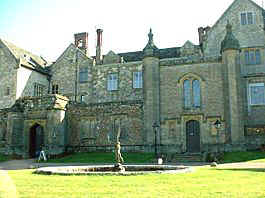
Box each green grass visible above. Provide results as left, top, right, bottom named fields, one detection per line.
left=46, top=151, right=265, bottom=164
left=47, top=152, right=155, bottom=164
left=7, top=167, right=265, bottom=198
left=0, top=154, right=11, bottom=162
left=222, top=151, right=265, bottom=163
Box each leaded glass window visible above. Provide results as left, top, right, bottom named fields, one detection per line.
left=247, top=12, right=253, bottom=24
left=184, top=78, right=201, bottom=109
left=52, top=84, right=59, bottom=94
left=184, top=80, right=191, bottom=108
left=255, top=50, right=261, bottom=64
left=79, top=68, right=88, bottom=83
left=133, top=71, right=143, bottom=88
left=241, top=13, right=247, bottom=25
left=249, top=83, right=265, bottom=105
left=241, top=12, right=254, bottom=25
left=34, top=83, right=44, bottom=96
left=107, top=73, right=118, bottom=91
left=192, top=80, right=201, bottom=107
left=245, top=49, right=261, bottom=65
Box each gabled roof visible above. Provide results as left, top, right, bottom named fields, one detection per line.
left=54, top=43, right=91, bottom=64
left=211, top=0, right=264, bottom=30
left=0, top=39, right=50, bottom=74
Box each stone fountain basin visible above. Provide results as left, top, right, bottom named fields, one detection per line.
left=34, top=165, right=192, bottom=176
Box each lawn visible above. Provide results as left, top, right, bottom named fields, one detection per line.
left=8, top=167, right=265, bottom=198
left=46, top=152, right=155, bottom=164
left=222, top=151, right=265, bottom=163
left=46, top=151, right=265, bottom=164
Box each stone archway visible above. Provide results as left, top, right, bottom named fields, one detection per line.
left=29, top=124, right=44, bottom=158
left=186, top=120, right=200, bottom=153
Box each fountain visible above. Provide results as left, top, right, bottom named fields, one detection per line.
left=35, top=120, right=191, bottom=176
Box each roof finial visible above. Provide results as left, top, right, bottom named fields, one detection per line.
left=220, top=21, right=240, bottom=53
left=148, top=28, right=153, bottom=44
left=143, top=28, right=159, bottom=57
left=226, top=20, right=232, bottom=33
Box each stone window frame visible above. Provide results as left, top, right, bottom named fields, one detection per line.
left=244, top=48, right=261, bottom=65
left=178, top=73, right=205, bottom=111
left=132, top=71, right=143, bottom=89
left=107, top=73, right=119, bottom=91
left=248, top=82, right=265, bottom=105
left=240, top=11, right=255, bottom=25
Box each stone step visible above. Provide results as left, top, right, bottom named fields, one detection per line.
left=167, top=153, right=203, bottom=162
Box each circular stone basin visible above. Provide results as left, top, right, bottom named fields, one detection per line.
left=34, top=165, right=192, bottom=176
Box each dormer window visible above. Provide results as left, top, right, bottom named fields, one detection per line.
left=241, top=12, right=254, bottom=25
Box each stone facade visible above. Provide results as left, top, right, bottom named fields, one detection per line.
left=0, top=0, right=265, bottom=158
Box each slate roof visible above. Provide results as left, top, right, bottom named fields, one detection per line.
left=0, top=39, right=50, bottom=75
left=118, top=47, right=182, bottom=62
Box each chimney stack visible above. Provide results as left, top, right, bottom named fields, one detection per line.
left=96, top=29, right=103, bottom=64
left=74, top=32, right=89, bottom=56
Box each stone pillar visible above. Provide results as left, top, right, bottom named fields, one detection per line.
left=221, top=22, right=244, bottom=146
left=46, top=95, right=69, bottom=155
left=142, top=29, right=160, bottom=145
left=222, top=50, right=244, bottom=144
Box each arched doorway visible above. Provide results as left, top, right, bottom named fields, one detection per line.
left=186, top=120, right=200, bottom=153
left=29, top=124, right=44, bottom=158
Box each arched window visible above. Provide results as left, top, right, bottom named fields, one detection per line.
left=184, top=79, right=191, bottom=108
left=192, top=80, right=201, bottom=107
left=183, top=78, right=201, bottom=109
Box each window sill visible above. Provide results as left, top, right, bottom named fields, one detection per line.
left=107, top=90, right=119, bottom=92
left=250, top=104, right=265, bottom=107
left=79, top=81, right=89, bottom=84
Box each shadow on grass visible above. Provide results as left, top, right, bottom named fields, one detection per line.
left=215, top=168, right=265, bottom=173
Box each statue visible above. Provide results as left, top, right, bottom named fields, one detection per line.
left=113, top=119, right=125, bottom=172
left=115, top=141, right=124, bottom=164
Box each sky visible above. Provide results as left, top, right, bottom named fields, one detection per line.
left=0, top=0, right=263, bottom=61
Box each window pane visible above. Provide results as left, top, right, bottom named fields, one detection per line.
left=241, top=13, right=247, bottom=25
left=184, top=80, right=191, bottom=108
left=107, top=74, right=118, bottom=91
left=255, top=50, right=261, bottom=64
left=79, top=68, right=88, bottom=83
left=250, top=51, right=255, bottom=65
left=247, top=12, right=253, bottom=24
left=250, top=84, right=265, bottom=105
left=245, top=51, right=249, bottom=65
left=133, top=71, right=142, bottom=88
left=192, top=80, right=201, bottom=107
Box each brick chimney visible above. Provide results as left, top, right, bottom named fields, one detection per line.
left=96, top=29, right=103, bottom=64
left=74, top=32, right=88, bottom=56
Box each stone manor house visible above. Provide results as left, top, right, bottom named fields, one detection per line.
left=0, top=0, right=265, bottom=158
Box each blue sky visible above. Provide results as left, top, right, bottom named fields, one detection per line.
left=0, top=0, right=263, bottom=61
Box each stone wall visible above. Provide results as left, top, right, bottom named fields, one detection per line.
left=66, top=101, right=144, bottom=151
left=159, top=60, right=225, bottom=150
left=91, top=62, right=143, bottom=103
left=16, top=67, right=49, bottom=99
left=204, top=0, right=265, bottom=57
left=50, top=45, right=93, bottom=102
left=0, top=44, right=18, bottom=109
